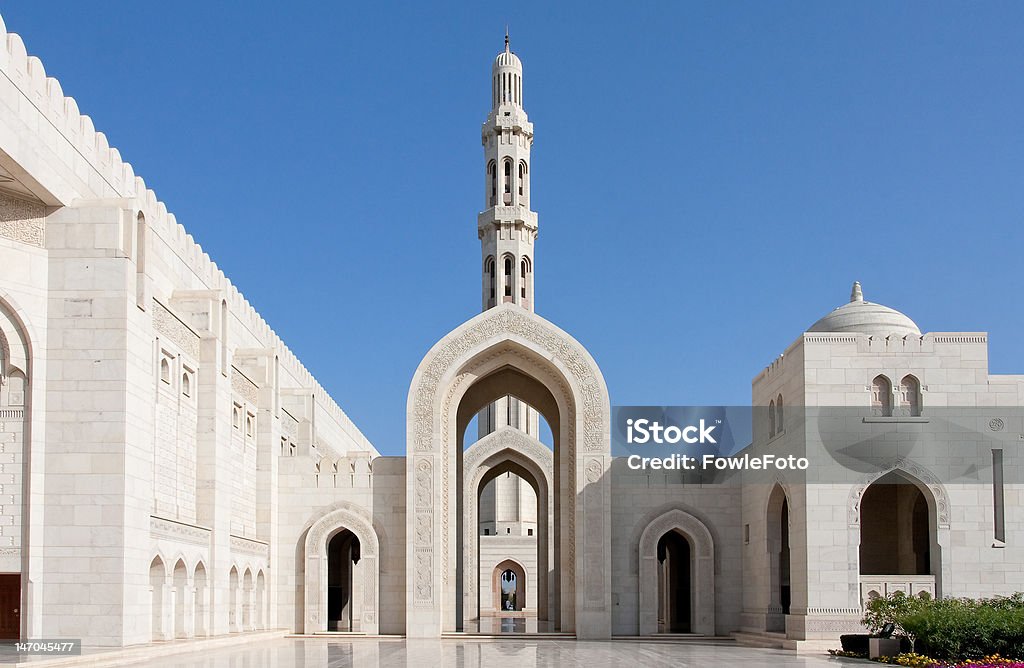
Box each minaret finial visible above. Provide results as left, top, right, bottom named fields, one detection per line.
left=505, top=26, right=510, bottom=52
left=851, top=280, right=864, bottom=303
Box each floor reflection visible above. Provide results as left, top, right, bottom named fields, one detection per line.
left=461, top=617, right=559, bottom=634
left=125, top=637, right=869, bottom=668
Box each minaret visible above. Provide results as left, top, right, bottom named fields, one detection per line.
left=478, top=33, right=539, bottom=437
left=479, top=31, right=538, bottom=312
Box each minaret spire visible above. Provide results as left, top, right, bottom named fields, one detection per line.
left=479, top=36, right=537, bottom=312
left=476, top=36, right=541, bottom=440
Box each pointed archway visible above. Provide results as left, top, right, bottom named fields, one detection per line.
left=303, top=505, right=380, bottom=635
left=406, top=304, right=611, bottom=638
left=638, top=508, right=716, bottom=636
left=463, top=427, right=554, bottom=626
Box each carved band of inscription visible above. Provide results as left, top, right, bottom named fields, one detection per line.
left=230, top=534, right=269, bottom=558
left=0, top=192, right=44, bottom=248
left=153, top=301, right=201, bottom=358
left=150, top=516, right=211, bottom=546
left=231, top=367, right=259, bottom=404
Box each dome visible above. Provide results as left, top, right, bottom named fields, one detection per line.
left=494, top=32, right=522, bottom=70
left=807, top=282, right=921, bottom=338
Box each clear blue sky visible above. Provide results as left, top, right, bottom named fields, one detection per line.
left=3, top=2, right=1022, bottom=456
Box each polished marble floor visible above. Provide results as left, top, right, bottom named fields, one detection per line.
left=126, top=637, right=865, bottom=667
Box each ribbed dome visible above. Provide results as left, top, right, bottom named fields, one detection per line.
left=494, top=49, right=522, bottom=70
left=807, top=282, right=921, bottom=337
left=494, top=32, right=522, bottom=70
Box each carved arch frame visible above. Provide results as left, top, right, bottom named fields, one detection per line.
left=406, top=304, right=611, bottom=638
left=848, top=459, right=951, bottom=599
left=303, top=504, right=379, bottom=635
left=638, top=507, right=716, bottom=636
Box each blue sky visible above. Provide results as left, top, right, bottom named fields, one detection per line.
left=3, top=2, right=1022, bottom=456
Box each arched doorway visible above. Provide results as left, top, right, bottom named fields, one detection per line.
left=638, top=508, right=715, bottom=636
left=228, top=567, right=239, bottom=633
left=656, top=530, right=691, bottom=633
left=255, top=571, right=266, bottom=630
left=766, top=484, right=791, bottom=632
left=327, top=530, right=360, bottom=631
left=493, top=560, right=526, bottom=612
left=303, top=505, right=380, bottom=635
left=406, top=305, right=612, bottom=638
left=242, top=569, right=253, bottom=631
left=463, top=427, right=553, bottom=629
left=193, top=562, right=208, bottom=637
left=172, top=559, right=188, bottom=638
left=149, top=557, right=167, bottom=641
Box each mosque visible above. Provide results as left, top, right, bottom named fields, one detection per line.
left=0, top=18, right=1019, bottom=653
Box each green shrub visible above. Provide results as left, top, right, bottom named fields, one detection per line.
left=863, top=592, right=1024, bottom=661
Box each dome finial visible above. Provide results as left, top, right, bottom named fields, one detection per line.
left=851, top=281, right=864, bottom=303
left=505, top=26, right=510, bottom=52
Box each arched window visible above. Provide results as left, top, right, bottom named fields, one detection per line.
left=503, top=160, right=512, bottom=204
left=488, top=161, right=497, bottom=207
left=485, top=256, right=496, bottom=304
left=768, top=400, right=776, bottom=438
left=899, top=375, right=921, bottom=417
left=872, top=375, right=893, bottom=417
left=518, top=161, right=527, bottom=198
left=182, top=372, right=191, bottom=398
left=160, top=358, right=171, bottom=385
left=520, top=258, right=528, bottom=299
left=776, top=394, right=784, bottom=434
left=503, top=256, right=513, bottom=297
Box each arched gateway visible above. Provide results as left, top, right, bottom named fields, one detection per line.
left=406, top=304, right=612, bottom=637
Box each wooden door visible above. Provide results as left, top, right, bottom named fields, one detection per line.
left=0, top=574, right=20, bottom=639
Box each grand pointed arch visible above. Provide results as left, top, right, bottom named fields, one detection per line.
left=406, top=304, right=611, bottom=638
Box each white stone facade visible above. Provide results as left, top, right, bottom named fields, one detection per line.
left=0, top=15, right=1020, bottom=653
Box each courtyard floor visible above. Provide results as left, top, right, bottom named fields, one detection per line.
left=122, top=636, right=867, bottom=668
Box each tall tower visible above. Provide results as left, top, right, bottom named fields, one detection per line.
left=479, top=32, right=537, bottom=312
left=478, top=33, right=539, bottom=437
